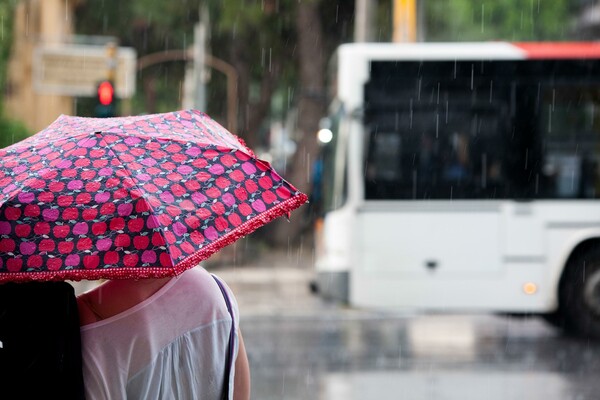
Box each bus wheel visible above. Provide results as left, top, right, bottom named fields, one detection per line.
left=560, top=244, right=600, bottom=339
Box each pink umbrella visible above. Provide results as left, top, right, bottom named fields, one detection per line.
left=0, top=109, right=307, bottom=282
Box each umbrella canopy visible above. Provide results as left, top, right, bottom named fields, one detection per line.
left=0, top=110, right=307, bottom=283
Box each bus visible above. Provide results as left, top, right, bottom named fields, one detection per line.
left=313, top=42, right=600, bottom=338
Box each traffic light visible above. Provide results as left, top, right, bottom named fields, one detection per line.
left=94, top=80, right=116, bottom=118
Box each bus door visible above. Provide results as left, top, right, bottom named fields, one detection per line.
left=354, top=99, right=509, bottom=308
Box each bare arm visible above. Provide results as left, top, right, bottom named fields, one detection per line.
left=233, top=329, right=251, bottom=400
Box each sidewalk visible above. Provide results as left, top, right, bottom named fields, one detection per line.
left=209, top=243, right=325, bottom=318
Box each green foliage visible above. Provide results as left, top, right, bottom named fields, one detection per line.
left=424, top=0, right=574, bottom=41
left=0, top=0, right=31, bottom=147
left=0, top=117, right=30, bottom=149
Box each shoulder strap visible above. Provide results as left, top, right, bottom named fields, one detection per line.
left=212, top=275, right=235, bottom=400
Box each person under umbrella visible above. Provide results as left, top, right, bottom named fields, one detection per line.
left=0, top=110, right=308, bottom=399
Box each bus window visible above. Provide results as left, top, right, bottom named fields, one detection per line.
left=538, top=85, right=600, bottom=199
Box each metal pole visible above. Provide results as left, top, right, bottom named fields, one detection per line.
left=355, top=0, right=376, bottom=42
left=393, top=0, right=417, bottom=43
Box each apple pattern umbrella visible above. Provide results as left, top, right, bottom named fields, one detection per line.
left=0, top=110, right=307, bottom=283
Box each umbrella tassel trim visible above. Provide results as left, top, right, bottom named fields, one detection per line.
left=0, top=193, right=308, bottom=283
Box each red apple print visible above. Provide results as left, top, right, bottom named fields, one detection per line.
left=53, top=225, right=71, bottom=238
left=4, top=207, right=21, bottom=221
left=158, top=214, right=172, bottom=226
left=180, top=242, right=195, bottom=254
left=152, top=232, right=166, bottom=246
left=113, top=188, right=128, bottom=199
left=58, top=241, right=74, bottom=254
left=39, top=239, right=55, bottom=252
left=245, top=180, right=258, bottom=193
left=216, top=177, right=231, bottom=189
left=190, top=231, right=204, bottom=244
left=160, top=253, right=173, bottom=267
left=205, top=187, right=221, bottom=198
left=48, top=181, right=65, bottom=192
left=0, top=239, right=16, bottom=252
left=220, top=154, right=237, bottom=167
left=276, top=186, right=291, bottom=199
left=104, top=251, right=119, bottom=265
left=196, top=208, right=211, bottom=219
left=128, top=218, right=145, bottom=232
left=191, top=158, right=208, bottom=168
left=75, top=158, right=90, bottom=168
left=82, top=208, right=98, bottom=221
left=211, top=202, right=225, bottom=215
left=27, top=255, right=43, bottom=269
left=77, top=237, right=93, bottom=251
left=234, top=187, right=248, bottom=201
left=172, top=153, right=187, bottom=163
left=15, top=224, right=31, bottom=238
left=135, top=200, right=151, bottom=213
left=195, top=171, right=211, bottom=182
left=110, top=217, right=125, bottom=231
left=229, top=170, right=245, bottom=182
left=114, top=234, right=131, bottom=248
left=92, top=222, right=107, bottom=235
left=133, top=235, right=150, bottom=250
left=184, top=216, right=200, bottom=229
left=24, top=204, right=40, bottom=217
left=76, top=193, right=92, bottom=204
left=6, top=258, right=23, bottom=272
left=83, top=255, right=100, bottom=269
left=62, top=207, right=79, bottom=220
left=228, top=213, right=242, bottom=227
left=259, top=176, right=273, bottom=189
left=179, top=200, right=195, bottom=211
left=100, top=203, right=116, bottom=216
left=86, top=181, right=101, bottom=192
left=166, top=206, right=181, bottom=217
left=47, top=258, right=62, bottom=271
left=170, top=184, right=186, bottom=197
left=57, top=195, right=74, bottom=207
left=215, top=217, right=229, bottom=232
left=168, top=245, right=182, bottom=260
left=155, top=178, right=169, bottom=187
left=164, top=231, right=176, bottom=244
left=123, top=253, right=139, bottom=267
left=238, top=203, right=253, bottom=216
left=203, top=149, right=219, bottom=159
left=34, top=222, right=51, bottom=235
left=90, top=149, right=106, bottom=158
left=262, top=191, right=277, bottom=204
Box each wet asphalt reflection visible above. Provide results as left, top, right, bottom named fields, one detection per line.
left=214, top=260, right=600, bottom=400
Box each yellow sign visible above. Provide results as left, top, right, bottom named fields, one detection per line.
left=34, top=44, right=137, bottom=98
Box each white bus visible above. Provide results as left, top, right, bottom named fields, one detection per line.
left=313, top=42, right=600, bottom=338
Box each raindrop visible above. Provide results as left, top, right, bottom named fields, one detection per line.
left=412, top=170, right=417, bottom=199
left=524, top=148, right=529, bottom=170
left=435, top=113, right=439, bottom=138
left=548, top=104, right=552, bottom=133
left=269, top=48, right=272, bottom=72
left=65, top=0, right=69, bottom=21
left=437, top=82, right=440, bottom=104
left=481, top=4, right=485, bottom=33
left=489, top=80, right=493, bottom=103
left=417, top=78, right=422, bottom=101
left=481, top=154, right=487, bottom=188
left=445, top=100, right=449, bottom=123
left=535, top=173, right=539, bottom=194
left=552, top=88, right=556, bottom=111
left=409, top=99, right=413, bottom=129
left=470, top=64, right=474, bottom=90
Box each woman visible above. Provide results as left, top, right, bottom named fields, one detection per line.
left=77, top=266, right=250, bottom=400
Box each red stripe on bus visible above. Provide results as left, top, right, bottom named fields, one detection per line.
left=513, top=42, right=600, bottom=59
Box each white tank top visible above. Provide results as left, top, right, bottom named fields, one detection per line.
left=79, top=267, right=239, bottom=400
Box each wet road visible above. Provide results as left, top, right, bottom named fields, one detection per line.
left=213, top=250, right=600, bottom=400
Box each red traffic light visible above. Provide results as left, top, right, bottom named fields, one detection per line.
left=97, top=81, right=114, bottom=105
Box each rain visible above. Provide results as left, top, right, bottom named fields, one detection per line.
left=1, top=0, right=600, bottom=399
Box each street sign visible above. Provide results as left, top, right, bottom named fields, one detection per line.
left=33, top=44, right=136, bottom=98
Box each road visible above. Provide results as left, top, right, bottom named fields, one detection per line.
left=213, top=248, right=600, bottom=400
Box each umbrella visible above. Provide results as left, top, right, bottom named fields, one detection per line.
left=0, top=109, right=307, bottom=283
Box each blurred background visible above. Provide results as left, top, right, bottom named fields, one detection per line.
left=2, top=0, right=600, bottom=398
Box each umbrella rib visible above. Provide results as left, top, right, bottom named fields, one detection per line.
left=96, top=133, right=178, bottom=273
